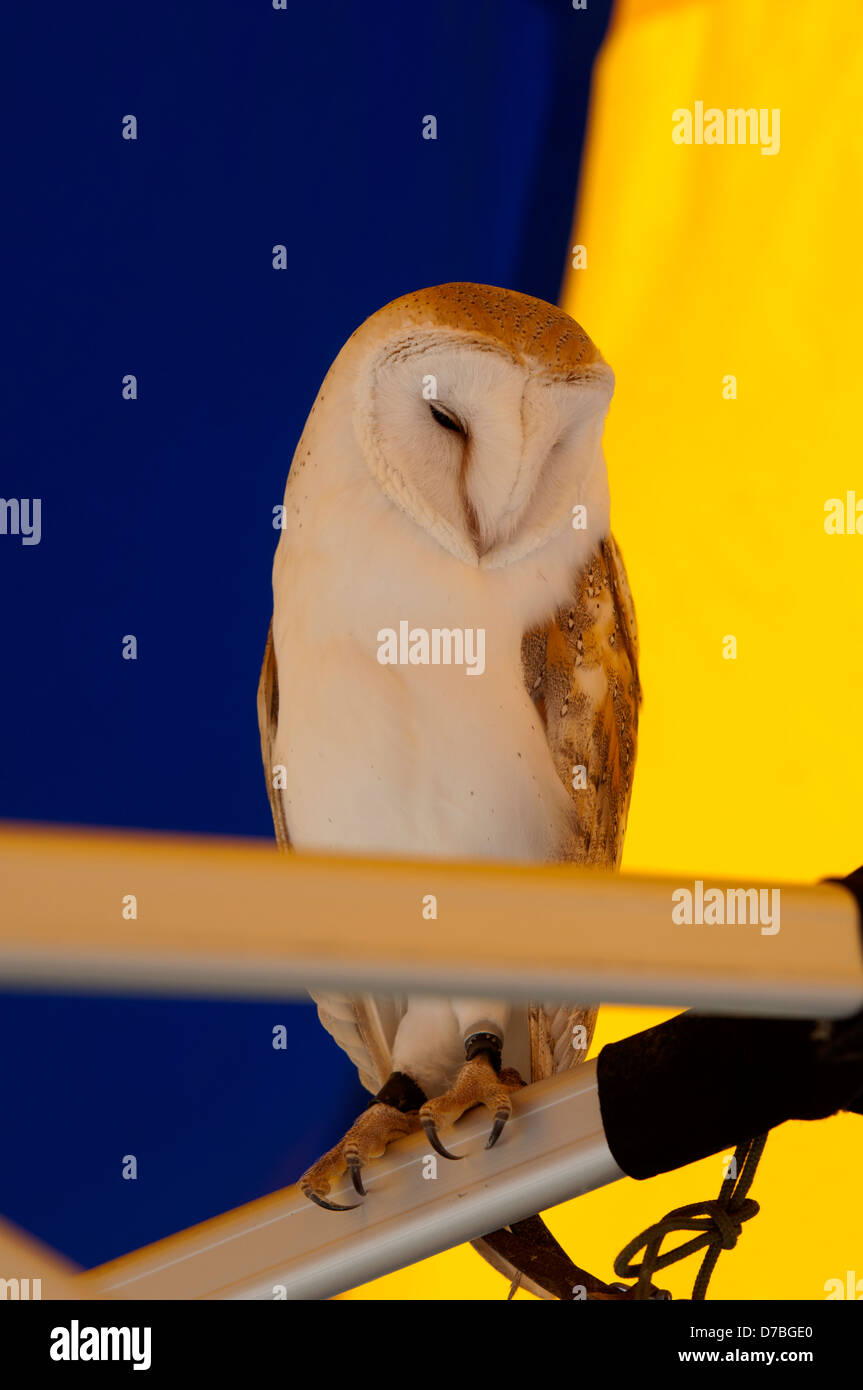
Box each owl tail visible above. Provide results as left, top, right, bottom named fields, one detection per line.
left=472, top=1215, right=657, bottom=1301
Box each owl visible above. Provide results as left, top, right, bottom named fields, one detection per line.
left=258, top=283, right=640, bottom=1298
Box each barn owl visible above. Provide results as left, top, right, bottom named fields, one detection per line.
left=258, top=283, right=640, bottom=1299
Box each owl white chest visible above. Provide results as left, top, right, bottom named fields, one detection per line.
left=271, top=472, right=586, bottom=863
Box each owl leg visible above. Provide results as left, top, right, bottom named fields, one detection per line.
left=420, top=1016, right=526, bottom=1163
left=299, top=1070, right=426, bottom=1212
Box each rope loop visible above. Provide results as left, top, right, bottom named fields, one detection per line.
left=613, top=1134, right=768, bottom=1300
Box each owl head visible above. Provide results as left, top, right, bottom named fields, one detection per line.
left=292, top=283, right=614, bottom=574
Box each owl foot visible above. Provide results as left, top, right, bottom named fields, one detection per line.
left=299, top=1100, right=422, bottom=1211
left=420, top=1041, right=525, bottom=1162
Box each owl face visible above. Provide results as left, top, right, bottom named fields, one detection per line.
left=356, top=329, right=614, bottom=568
left=343, top=284, right=611, bottom=567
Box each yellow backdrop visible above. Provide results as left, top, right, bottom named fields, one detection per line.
left=344, top=0, right=863, bottom=1300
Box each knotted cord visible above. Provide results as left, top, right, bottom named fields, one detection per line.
left=613, top=1133, right=768, bottom=1300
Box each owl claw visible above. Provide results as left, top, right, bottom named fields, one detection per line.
left=303, top=1188, right=360, bottom=1212
left=418, top=1058, right=522, bottom=1160
left=297, top=1097, right=422, bottom=1213
left=486, top=1108, right=510, bottom=1149
left=347, top=1156, right=366, bottom=1195
left=422, top=1116, right=464, bottom=1161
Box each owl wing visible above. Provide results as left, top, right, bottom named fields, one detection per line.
left=520, top=533, right=641, bottom=1083
left=257, top=621, right=393, bottom=1095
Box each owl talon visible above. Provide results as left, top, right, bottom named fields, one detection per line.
left=303, top=1188, right=360, bottom=1213
left=419, top=1057, right=522, bottom=1161
left=297, top=1092, right=422, bottom=1213
left=486, top=1108, right=510, bottom=1149
left=422, top=1116, right=464, bottom=1161
left=347, top=1156, right=366, bottom=1195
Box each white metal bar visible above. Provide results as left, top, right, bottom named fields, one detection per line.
left=75, top=1062, right=620, bottom=1301
left=0, top=823, right=861, bottom=1016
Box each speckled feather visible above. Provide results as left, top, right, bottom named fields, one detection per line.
left=349, top=282, right=604, bottom=381
left=521, top=532, right=641, bottom=1080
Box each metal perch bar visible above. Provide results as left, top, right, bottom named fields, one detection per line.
left=77, top=1062, right=619, bottom=1301
left=2, top=822, right=861, bottom=1301
left=0, top=823, right=861, bottom=1016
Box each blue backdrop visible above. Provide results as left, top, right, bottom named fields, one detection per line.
left=1, top=0, right=611, bottom=1266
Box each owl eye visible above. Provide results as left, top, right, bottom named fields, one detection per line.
left=428, top=402, right=466, bottom=436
